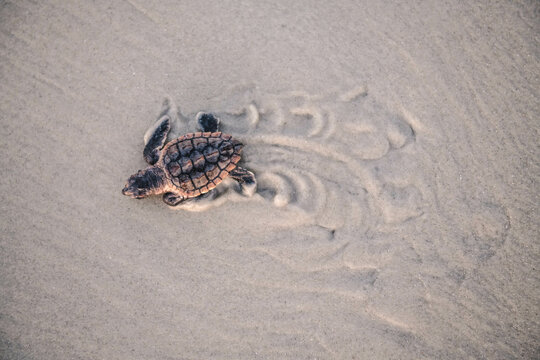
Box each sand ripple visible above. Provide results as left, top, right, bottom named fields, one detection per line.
left=157, top=86, right=425, bottom=232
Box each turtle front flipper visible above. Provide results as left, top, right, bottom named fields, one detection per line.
left=163, top=192, right=185, bottom=206
left=230, top=167, right=257, bottom=196
left=196, top=112, right=220, bottom=132
left=143, top=116, right=171, bottom=165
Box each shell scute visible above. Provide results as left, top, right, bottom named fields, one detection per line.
left=179, top=158, right=193, bottom=173
left=178, top=140, right=192, bottom=157
left=192, top=137, right=208, bottom=151
left=204, top=163, right=216, bottom=173
left=203, top=147, right=219, bottom=163
left=208, top=137, right=222, bottom=145
left=231, top=154, right=241, bottom=163
left=191, top=172, right=207, bottom=188
left=219, top=142, right=234, bottom=156
left=206, top=165, right=221, bottom=181
left=167, top=145, right=180, bottom=161
left=226, top=163, right=236, bottom=172
left=177, top=173, right=190, bottom=185
left=168, top=162, right=181, bottom=176
left=191, top=151, right=205, bottom=171
left=218, top=160, right=229, bottom=170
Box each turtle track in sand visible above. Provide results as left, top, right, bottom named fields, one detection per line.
left=193, top=86, right=514, bottom=331
left=150, top=87, right=510, bottom=269
left=146, top=86, right=513, bottom=319
left=156, top=86, right=424, bottom=229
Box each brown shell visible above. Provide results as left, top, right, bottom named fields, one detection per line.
left=159, top=132, right=243, bottom=197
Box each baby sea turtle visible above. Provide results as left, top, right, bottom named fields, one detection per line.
left=122, top=112, right=256, bottom=206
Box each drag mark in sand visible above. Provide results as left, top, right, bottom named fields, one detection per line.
left=158, top=85, right=426, bottom=232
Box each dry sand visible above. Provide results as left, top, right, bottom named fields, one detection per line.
left=1, top=1, right=539, bottom=359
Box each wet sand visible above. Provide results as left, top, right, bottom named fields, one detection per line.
left=1, top=1, right=538, bottom=359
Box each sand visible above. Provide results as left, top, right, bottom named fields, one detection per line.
left=1, top=1, right=538, bottom=359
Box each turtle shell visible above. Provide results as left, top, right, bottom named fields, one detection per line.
left=160, top=132, right=243, bottom=197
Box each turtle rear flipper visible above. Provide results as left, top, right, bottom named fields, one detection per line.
left=144, top=115, right=171, bottom=165
left=230, top=167, right=256, bottom=197
left=196, top=112, right=220, bottom=132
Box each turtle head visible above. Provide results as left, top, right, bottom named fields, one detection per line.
left=122, top=167, right=165, bottom=199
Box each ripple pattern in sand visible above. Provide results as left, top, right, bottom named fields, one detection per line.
left=154, top=86, right=426, bottom=229
left=142, top=87, right=519, bottom=342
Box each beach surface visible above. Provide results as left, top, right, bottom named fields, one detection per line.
left=1, top=1, right=538, bottom=359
